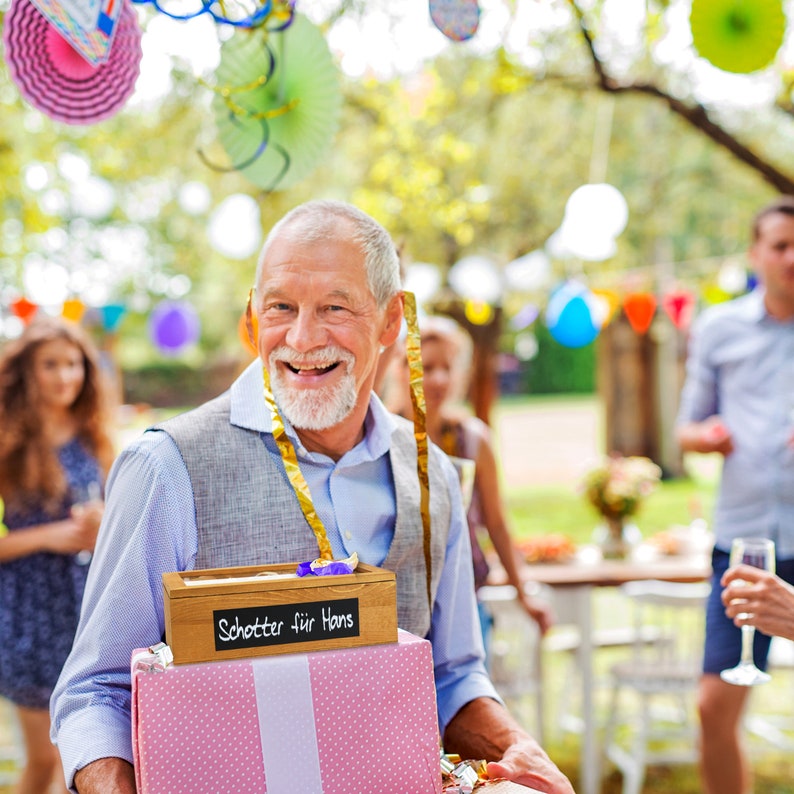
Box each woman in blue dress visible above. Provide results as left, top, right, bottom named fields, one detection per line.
left=0, top=317, right=115, bottom=793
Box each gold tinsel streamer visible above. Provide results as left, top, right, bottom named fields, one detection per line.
left=248, top=290, right=333, bottom=560
left=404, top=291, right=433, bottom=610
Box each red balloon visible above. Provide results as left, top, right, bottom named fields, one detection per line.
left=623, top=292, right=657, bottom=334
left=661, top=289, right=697, bottom=330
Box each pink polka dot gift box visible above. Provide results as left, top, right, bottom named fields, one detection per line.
left=131, top=630, right=442, bottom=794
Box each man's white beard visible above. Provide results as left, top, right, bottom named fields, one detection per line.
left=269, top=345, right=358, bottom=431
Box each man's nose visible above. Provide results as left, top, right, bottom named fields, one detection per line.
left=285, top=310, right=328, bottom=352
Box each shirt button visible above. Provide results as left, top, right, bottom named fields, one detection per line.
left=345, top=531, right=352, bottom=540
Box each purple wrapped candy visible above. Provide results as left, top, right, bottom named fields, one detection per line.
left=295, top=551, right=359, bottom=577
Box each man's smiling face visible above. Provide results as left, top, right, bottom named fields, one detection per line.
left=254, top=222, right=400, bottom=439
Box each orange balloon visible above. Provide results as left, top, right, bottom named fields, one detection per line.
left=238, top=310, right=258, bottom=356
left=623, top=292, right=657, bottom=334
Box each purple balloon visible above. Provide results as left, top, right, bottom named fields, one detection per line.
left=149, top=300, right=200, bottom=355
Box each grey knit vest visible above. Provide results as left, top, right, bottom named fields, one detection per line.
left=151, top=393, right=451, bottom=638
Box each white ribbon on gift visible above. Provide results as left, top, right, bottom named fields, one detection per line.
left=252, top=654, right=324, bottom=793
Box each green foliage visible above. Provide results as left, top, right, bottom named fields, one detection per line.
left=523, top=322, right=596, bottom=395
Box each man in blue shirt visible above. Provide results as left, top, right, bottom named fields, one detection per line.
left=50, top=200, right=573, bottom=794
left=676, top=195, right=794, bottom=794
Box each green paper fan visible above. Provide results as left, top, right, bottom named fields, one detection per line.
left=211, top=13, right=342, bottom=191
left=690, top=0, right=786, bottom=74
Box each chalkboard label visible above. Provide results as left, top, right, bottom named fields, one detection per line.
left=213, top=598, right=360, bottom=651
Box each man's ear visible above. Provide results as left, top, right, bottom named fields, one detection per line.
left=380, top=292, right=405, bottom=347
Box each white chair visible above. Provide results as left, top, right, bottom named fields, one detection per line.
left=602, top=579, right=711, bottom=794
left=478, top=584, right=545, bottom=744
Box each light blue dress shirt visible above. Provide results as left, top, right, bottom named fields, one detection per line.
left=50, top=362, right=497, bottom=789
left=676, top=288, right=794, bottom=557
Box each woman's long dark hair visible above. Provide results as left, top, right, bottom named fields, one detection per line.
left=0, top=317, right=115, bottom=513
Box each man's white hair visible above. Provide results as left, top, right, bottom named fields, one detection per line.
left=255, top=200, right=401, bottom=307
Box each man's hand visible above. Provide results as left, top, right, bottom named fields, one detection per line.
left=677, top=415, right=734, bottom=456
left=722, top=564, right=794, bottom=642
left=74, top=758, right=136, bottom=794
left=444, top=698, right=574, bottom=793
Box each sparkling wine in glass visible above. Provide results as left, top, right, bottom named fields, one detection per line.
left=720, top=537, right=776, bottom=686
left=72, top=481, right=102, bottom=566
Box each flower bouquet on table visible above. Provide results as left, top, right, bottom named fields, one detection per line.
left=580, top=454, right=662, bottom=559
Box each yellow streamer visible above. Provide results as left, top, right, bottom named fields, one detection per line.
left=404, top=291, right=433, bottom=610
left=247, top=289, right=333, bottom=560
left=261, top=365, right=334, bottom=560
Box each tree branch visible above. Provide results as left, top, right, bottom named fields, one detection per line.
left=570, top=0, right=794, bottom=195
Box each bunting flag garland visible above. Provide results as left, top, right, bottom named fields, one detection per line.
left=10, top=296, right=39, bottom=323
left=661, top=289, right=697, bottom=330
left=622, top=292, right=657, bottom=334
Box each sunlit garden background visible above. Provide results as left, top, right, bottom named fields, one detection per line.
left=3, top=0, right=794, bottom=790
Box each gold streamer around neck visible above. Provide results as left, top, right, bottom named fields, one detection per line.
left=247, top=289, right=333, bottom=561
left=404, top=291, right=433, bottom=611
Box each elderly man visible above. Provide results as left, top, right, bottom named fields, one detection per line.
left=51, top=201, right=573, bottom=794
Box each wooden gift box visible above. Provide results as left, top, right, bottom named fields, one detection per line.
left=162, top=562, right=398, bottom=665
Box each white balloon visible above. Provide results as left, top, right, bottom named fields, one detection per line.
left=208, top=194, right=262, bottom=260
left=505, top=250, right=551, bottom=291
left=717, top=259, right=748, bottom=295
left=178, top=182, right=212, bottom=216
left=403, top=262, right=442, bottom=303
left=23, top=258, right=70, bottom=306
left=564, top=183, right=629, bottom=239
left=448, top=255, right=502, bottom=304
left=555, top=219, right=618, bottom=262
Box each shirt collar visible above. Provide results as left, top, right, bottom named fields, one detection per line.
left=737, top=287, right=768, bottom=324
left=229, top=359, right=399, bottom=462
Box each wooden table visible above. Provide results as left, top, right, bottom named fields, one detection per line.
left=521, top=551, right=712, bottom=794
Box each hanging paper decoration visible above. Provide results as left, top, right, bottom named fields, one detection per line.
left=3, top=0, right=142, bottom=125
left=100, top=303, right=127, bottom=332
left=10, top=296, right=38, bottom=324
left=62, top=298, right=86, bottom=323
left=623, top=292, right=657, bottom=334
left=702, top=284, right=732, bottom=305
left=149, top=301, right=200, bottom=355
left=207, top=13, right=342, bottom=192
left=429, top=0, right=481, bottom=42
left=131, top=0, right=293, bottom=28
left=661, top=289, right=697, bottom=331
left=591, top=288, right=621, bottom=326
left=690, top=0, right=786, bottom=74
left=545, top=282, right=601, bottom=349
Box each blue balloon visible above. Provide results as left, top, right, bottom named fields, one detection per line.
left=547, top=294, right=600, bottom=348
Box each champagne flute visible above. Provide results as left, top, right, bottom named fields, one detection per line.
left=720, top=537, right=776, bottom=686
left=72, top=481, right=102, bottom=566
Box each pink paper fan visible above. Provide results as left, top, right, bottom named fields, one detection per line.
left=2, top=0, right=142, bottom=125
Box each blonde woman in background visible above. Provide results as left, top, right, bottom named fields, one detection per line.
left=385, top=316, right=552, bottom=661
left=0, top=318, right=114, bottom=793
